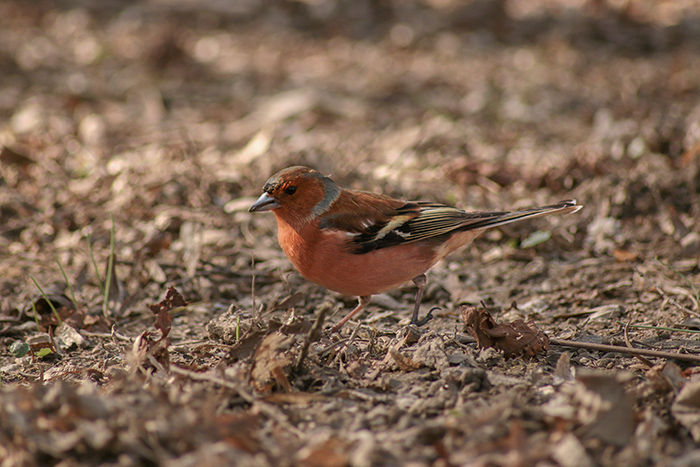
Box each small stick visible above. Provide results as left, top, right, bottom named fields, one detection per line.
left=295, top=301, right=333, bottom=372
left=321, top=322, right=364, bottom=364
left=550, top=338, right=700, bottom=363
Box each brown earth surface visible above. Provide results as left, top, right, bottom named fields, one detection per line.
left=2, top=0, right=700, bottom=465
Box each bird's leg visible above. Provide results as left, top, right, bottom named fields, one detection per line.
left=410, top=274, right=433, bottom=326
left=331, top=295, right=371, bottom=332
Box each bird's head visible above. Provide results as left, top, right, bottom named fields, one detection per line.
left=249, top=166, right=341, bottom=226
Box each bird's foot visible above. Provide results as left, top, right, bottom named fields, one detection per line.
left=410, top=306, right=438, bottom=327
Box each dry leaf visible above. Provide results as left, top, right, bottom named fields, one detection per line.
left=140, top=231, right=172, bottom=258
left=129, top=287, right=187, bottom=372
left=550, top=433, right=595, bottom=467
left=646, top=362, right=686, bottom=394
left=575, top=370, right=636, bottom=446
left=249, top=332, right=294, bottom=393
left=213, top=413, right=260, bottom=453
left=148, top=286, right=187, bottom=339
left=389, top=347, right=422, bottom=372
left=554, top=351, right=574, bottom=382
left=461, top=305, right=550, bottom=358
left=130, top=330, right=170, bottom=372
left=672, top=378, right=700, bottom=442
left=27, top=333, right=57, bottom=359
left=226, top=330, right=268, bottom=362
left=612, top=248, right=638, bottom=262
left=297, top=437, right=350, bottom=467
left=55, top=322, right=88, bottom=350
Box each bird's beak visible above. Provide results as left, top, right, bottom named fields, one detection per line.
left=249, top=193, right=279, bottom=212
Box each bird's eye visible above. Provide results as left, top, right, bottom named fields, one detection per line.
left=285, top=185, right=297, bottom=195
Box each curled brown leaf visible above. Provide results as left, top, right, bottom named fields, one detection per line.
left=148, top=287, right=188, bottom=339
left=249, top=332, right=294, bottom=393
left=461, top=305, right=549, bottom=358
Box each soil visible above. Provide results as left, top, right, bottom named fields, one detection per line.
left=1, top=1, right=700, bottom=466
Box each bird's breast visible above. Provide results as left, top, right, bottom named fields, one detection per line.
left=276, top=219, right=441, bottom=297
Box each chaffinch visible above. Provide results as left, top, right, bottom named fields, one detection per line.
left=249, top=166, right=582, bottom=331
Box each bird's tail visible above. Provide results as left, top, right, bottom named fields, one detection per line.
left=465, top=199, right=582, bottom=231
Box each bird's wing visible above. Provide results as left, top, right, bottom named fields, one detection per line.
left=319, top=189, right=581, bottom=254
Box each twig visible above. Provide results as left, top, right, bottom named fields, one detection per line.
left=628, top=324, right=700, bottom=334
left=295, top=301, right=332, bottom=372
left=81, top=329, right=133, bottom=342
left=318, top=337, right=352, bottom=359
left=318, top=321, right=364, bottom=359
left=347, top=321, right=363, bottom=346
left=366, top=329, right=415, bottom=381
left=550, top=338, right=700, bottom=363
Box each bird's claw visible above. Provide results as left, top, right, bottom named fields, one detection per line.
left=410, top=306, right=438, bottom=327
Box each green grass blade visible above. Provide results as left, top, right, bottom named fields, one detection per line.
left=627, top=323, right=700, bottom=334
left=30, top=298, right=41, bottom=331
left=30, top=275, right=62, bottom=326
left=55, top=256, right=79, bottom=311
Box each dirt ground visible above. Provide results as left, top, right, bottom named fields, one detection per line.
left=2, top=0, right=700, bottom=465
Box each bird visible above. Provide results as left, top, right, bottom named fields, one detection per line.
left=249, top=166, right=582, bottom=332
